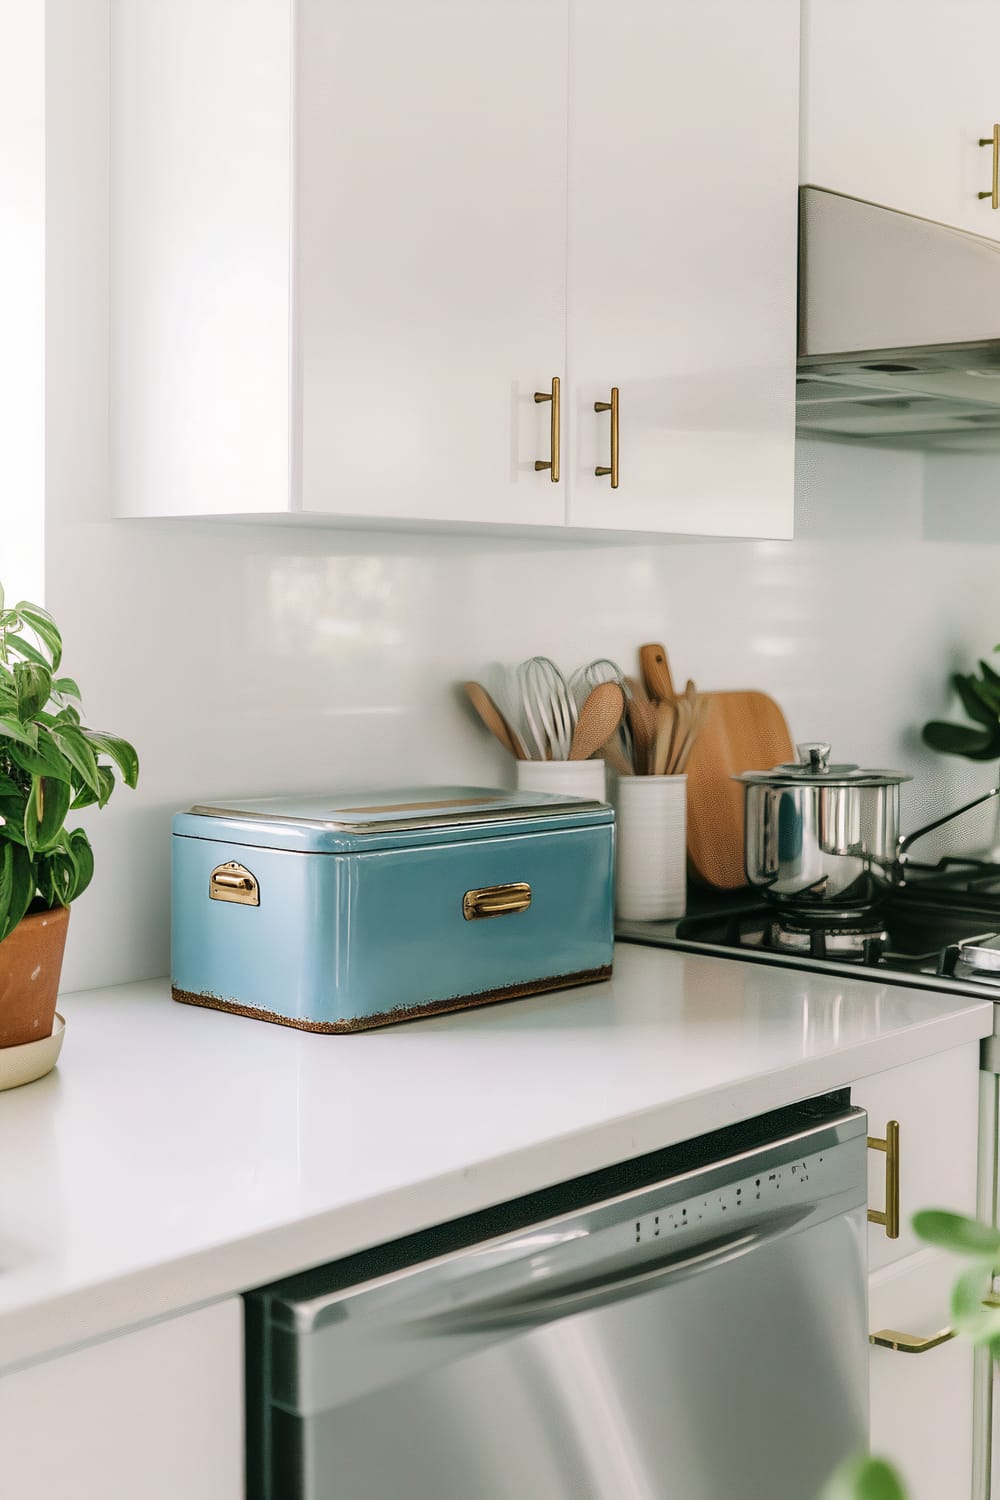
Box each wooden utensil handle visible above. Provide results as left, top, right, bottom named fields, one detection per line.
left=639, top=643, right=676, bottom=703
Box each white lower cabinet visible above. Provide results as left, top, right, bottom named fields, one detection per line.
left=853, top=1042, right=982, bottom=1498
left=0, top=1299, right=243, bottom=1500
left=869, top=1250, right=973, bottom=1500
left=855, top=1042, right=980, bottom=1272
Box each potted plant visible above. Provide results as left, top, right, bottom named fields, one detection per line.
left=0, top=585, right=138, bottom=1050
left=922, top=653, right=1000, bottom=859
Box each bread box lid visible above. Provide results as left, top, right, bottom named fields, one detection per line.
left=171, top=785, right=613, bottom=854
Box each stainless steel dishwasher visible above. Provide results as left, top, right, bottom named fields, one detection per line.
left=246, top=1093, right=868, bottom=1500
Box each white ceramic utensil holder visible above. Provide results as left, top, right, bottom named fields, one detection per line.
left=515, top=759, right=608, bottom=802
left=613, top=775, right=687, bottom=920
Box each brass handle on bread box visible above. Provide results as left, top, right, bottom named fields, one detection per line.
left=462, top=883, right=532, bottom=920
left=210, top=862, right=260, bottom=906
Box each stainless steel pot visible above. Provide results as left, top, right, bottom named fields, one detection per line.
left=735, top=742, right=1000, bottom=916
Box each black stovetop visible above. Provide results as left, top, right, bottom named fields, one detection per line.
left=616, top=856, right=1000, bottom=999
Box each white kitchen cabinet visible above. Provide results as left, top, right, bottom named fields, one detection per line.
left=112, top=0, right=567, bottom=530
left=111, top=0, right=797, bottom=540
left=854, top=1041, right=981, bottom=1272
left=853, top=1041, right=982, bottom=1500
left=0, top=1299, right=243, bottom=1500
left=802, top=0, right=1000, bottom=241
left=869, top=1249, right=973, bottom=1500
left=565, top=0, right=798, bottom=538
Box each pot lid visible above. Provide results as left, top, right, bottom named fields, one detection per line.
left=733, top=742, right=913, bottom=788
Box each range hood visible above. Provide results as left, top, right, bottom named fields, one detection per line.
left=797, top=186, right=1000, bottom=451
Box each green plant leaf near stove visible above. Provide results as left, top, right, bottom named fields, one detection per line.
left=923, top=657, right=1000, bottom=761
left=0, top=583, right=138, bottom=1058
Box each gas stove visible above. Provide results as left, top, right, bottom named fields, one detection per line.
left=616, top=856, right=1000, bottom=1003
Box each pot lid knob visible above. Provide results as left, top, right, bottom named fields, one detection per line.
left=796, top=741, right=832, bottom=773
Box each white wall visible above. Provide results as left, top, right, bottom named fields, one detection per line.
left=38, top=0, right=1000, bottom=992
left=0, top=0, right=45, bottom=604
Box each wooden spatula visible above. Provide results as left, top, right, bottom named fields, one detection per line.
left=639, top=643, right=676, bottom=703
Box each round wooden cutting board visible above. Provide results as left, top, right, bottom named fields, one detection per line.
left=685, top=690, right=794, bottom=890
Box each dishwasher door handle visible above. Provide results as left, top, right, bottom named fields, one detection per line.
left=421, top=1210, right=809, bottom=1333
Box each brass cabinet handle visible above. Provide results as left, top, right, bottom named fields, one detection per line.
left=595, top=387, right=619, bottom=488
left=870, top=1326, right=955, bottom=1354
left=534, top=376, right=561, bottom=482
left=867, top=1120, right=900, bottom=1239
left=209, top=861, right=260, bottom=906
left=979, top=124, right=1000, bottom=209
left=462, top=882, right=532, bottom=920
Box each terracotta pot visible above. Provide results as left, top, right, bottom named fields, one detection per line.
left=0, top=905, right=70, bottom=1049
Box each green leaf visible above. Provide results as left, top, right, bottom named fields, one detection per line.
left=70, top=765, right=115, bottom=811
left=0, top=715, right=38, bottom=751
left=949, top=1261, right=1000, bottom=1346
left=10, top=634, right=52, bottom=672
left=913, top=1209, right=1000, bottom=1257
left=952, top=671, right=1000, bottom=728
left=0, top=793, right=28, bottom=845
left=13, top=602, right=61, bottom=671
left=13, top=660, right=51, bottom=720
left=970, top=674, right=1000, bottom=715
left=35, top=848, right=75, bottom=910
left=50, top=723, right=101, bottom=797
left=982, top=658, right=1000, bottom=690
left=0, top=841, right=35, bottom=945
left=817, top=1454, right=908, bottom=1500
left=7, top=725, right=73, bottom=783
left=51, top=676, right=82, bottom=702
left=82, top=730, right=139, bottom=790
left=66, top=828, right=94, bottom=901
left=922, top=720, right=1000, bottom=760
left=22, top=776, right=72, bottom=856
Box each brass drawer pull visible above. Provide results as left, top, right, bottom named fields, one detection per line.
left=463, top=882, right=532, bottom=921
left=534, top=376, right=561, bottom=482
left=210, top=862, right=260, bottom=906
left=867, top=1120, right=900, bottom=1239
left=979, top=124, right=1000, bottom=209
left=870, top=1326, right=955, bottom=1354
left=595, top=386, right=619, bottom=489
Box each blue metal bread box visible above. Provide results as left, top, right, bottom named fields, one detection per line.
left=171, top=786, right=614, bottom=1032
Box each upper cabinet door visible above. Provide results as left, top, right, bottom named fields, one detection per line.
left=802, top=0, right=1000, bottom=241
left=296, top=0, right=568, bottom=528
left=564, top=0, right=798, bottom=538
left=111, top=0, right=295, bottom=518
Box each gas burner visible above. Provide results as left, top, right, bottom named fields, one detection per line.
left=771, top=916, right=889, bottom=963
left=938, top=932, right=1000, bottom=986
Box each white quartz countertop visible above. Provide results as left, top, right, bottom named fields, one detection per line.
left=0, top=941, right=991, bottom=1373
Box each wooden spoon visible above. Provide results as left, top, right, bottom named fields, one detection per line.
left=463, top=681, right=527, bottom=760
left=652, top=699, right=677, bottom=776
left=624, top=677, right=657, bottom=774
left=639, top=643, right=676, bottom=703
left=569, top=682, right=625, bottom=760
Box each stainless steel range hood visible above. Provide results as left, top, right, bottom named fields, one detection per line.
left=797, top=187, right=1000, bottom=451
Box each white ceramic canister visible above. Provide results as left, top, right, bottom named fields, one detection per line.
left=613, top=774, right=687, bottom=921
left=515, top=758, right=608, bottom=802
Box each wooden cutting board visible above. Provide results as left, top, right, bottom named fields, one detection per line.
left=685, top=690, right=794, bottom=890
